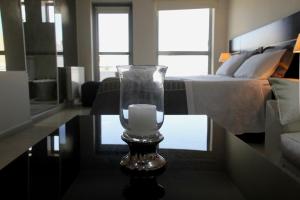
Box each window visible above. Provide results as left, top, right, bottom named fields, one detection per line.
left=158, top=9, right=211, bottom=77
left=95, top=5, right=132, bottom=81
left=47, top=134, right=60, bottom=157
left=56, top=55, right=64, bottom=67
left=20, top=0, right=26, bottom=22
left=55, top=13, right=64, bottom=67
left=0, top=9, right=5, bottom=71
left=41, top=0, right=55, bottom=23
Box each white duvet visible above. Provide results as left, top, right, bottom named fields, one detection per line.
left=168, top=75, right=272, bottom=135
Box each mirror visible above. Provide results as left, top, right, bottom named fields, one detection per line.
left=0, top=0, right=26, bottom=71
left=0, top=0, right=78, bottom=116
left=21, top=0, right=59, bottom=115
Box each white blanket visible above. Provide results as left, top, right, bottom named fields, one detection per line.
left=170, top=75, right=272, bottom=134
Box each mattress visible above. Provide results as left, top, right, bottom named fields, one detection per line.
left=170, top=75, right=272, bottom=134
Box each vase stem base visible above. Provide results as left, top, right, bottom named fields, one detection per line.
left=120, top=132, right=167, bottom=172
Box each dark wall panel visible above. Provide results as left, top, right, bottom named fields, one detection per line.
left=56, top=0, right=79, bottom=103
left=56, top=0, right=78, bottom=66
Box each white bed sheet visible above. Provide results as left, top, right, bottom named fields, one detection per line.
left=168, top=75, right=272, bottom=134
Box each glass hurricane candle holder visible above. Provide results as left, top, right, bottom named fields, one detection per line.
left=117, top=65, right=167, bottom=171
left=117, top=65, right=167, bottom=138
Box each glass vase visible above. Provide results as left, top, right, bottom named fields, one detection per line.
left=117, top=65, right=167, bottom=138
left=117, top=65, right=168, bottom=172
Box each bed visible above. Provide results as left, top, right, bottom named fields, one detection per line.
left=89, top=11, right=300, bottom=135
left=174, top=75, right=272, bottom=134
left=90, top=73, right=278, bottom=135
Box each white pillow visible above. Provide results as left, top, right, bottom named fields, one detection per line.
left=269, top=78, right=300, bottom=125
left=234, top=50, right=286, bottom=79
left=216, top=53, right=250, bottom=76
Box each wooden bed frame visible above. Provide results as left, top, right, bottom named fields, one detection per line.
left=229, top=11, right=300, bottom=79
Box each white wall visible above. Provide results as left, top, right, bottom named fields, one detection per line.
left=76, top=0, right=229, bottom=79
left=132, top=0, right=158, bottom=65
left=76, top=0, right=94, bottom=81
left=228, top=0, right=300, bottom=39
left=0, top=72, right=31, bottom=135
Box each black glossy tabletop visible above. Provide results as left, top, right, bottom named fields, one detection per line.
left=0, top=115, right=245, bottom=200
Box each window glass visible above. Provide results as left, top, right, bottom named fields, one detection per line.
left=158, top=8, right=211, bottom=77
left=98, top=13, right=129, bottom=52
left=0, top=55, right=6, bottom=71
left=55, top=14, right=63, bottom=52
left=57, top=55, right=64, bottom=68
left=41, top=3, right=46, bottom=22
left=48, top=5, right=55, bottom=23
left=0, top=10, right=5, bottom=71
left=100, top=54, right=128, bottom=69
left=99, top=55, right=129, bottom=68
left=97, top=6, right=131, bottom=81
left=159, top=55, right=208, bottom=77
left=159, top=9, right=210, bottom=51
left=0, top=11, right=4, bottom=51
left=99, top=55, right=129, bottom=81
left=41, top=1, right=55, bottom=23
left=53, top=136, right=59, bottom=151
left=21, top=4, right=26, bottom=22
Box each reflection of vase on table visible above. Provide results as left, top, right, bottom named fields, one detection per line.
left=123, top=173, right=165, bottom=199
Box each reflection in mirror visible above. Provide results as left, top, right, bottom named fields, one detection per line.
left=123, top=175, right=165, bottom=199
left=0, top=0, right=26, bottom=71
left=236, top=129, right=300, bottom=182
left=0, top=10, right=5, bottom=71
left=21, top=0, right=26, bottom=22
left=41, top=0, right=55, bottom=23
left=22, top=0, right=58, bottom=115
left=47, top=134, right=60, bottom=157
left=55, top=13, right=64, bottom=67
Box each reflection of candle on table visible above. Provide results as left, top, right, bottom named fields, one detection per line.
left=128, top=104, right=157, bottom=137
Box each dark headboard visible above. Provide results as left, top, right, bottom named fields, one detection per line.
left=229, top=11, right=300, bottom=78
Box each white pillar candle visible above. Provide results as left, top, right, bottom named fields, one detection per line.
left=128, top=104, right=157, bottom=137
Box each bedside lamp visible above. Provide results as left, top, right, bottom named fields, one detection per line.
left=219, top=52, right=231, bottom=63
left=293, top=33, right=300, bottom=78
left=293, top=33, right=300, bottom=53
left=293, top=34, right=300, bottom=108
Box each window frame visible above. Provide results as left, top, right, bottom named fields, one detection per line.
left=47, top=134, right=60, bottom=157
left=41, top=0, right=55, bottom=23
left=93, top=3, right=133, bottom=81
left=157, top=8, right=213, bottom=75
left=55, top=13, right=64, bottom=67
